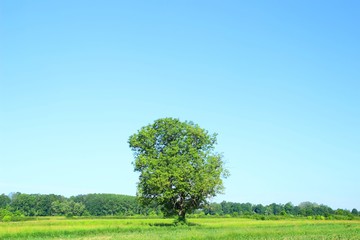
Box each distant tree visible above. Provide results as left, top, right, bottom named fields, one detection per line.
left=51, top=200, right=70, bottom=216
left=129, top=118, right=229, bottom=223
left=284, top=202, right=294, bottom=215
left=0, top=194, right=10, bottom=208
left=10, top=193, right=64, bottom=216
left=317, top=204, right=333, bottom=217
left=37, top=194, right=65, bottom=216
left=5, top=190, right=357, bottom=219
left=68, top=201, right=86, bottom=216
left=71, top=194, right=140, bottom=216
left=51, top=200, right=86, bottom=216
left=220, top=201, right=232, bottom=215
left=292, top=206, right=301, bottom=216
left=299, top=202, right=317, bottom=216
left=335, top=209, right=351, bottom=216
left=239, top=203, right=253, bottom=215
left=351, top=208, right=358, bottom=215
left=10, top=193, right=37, bottom=216
left=204, top=202, right=223, bottom=215
left=335, top=208, right=345, bottom=215
left=253, top=204, right=266, bottom=215
left=267, top=203, right=283, bottom=215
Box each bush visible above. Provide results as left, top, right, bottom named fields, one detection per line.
left=82, top=210, right=91, bottom=217
left=332, top=215, right=353, bottom=220
left=0, top=208, right=12, bottom=219
left=2, top=215, right=12, bottom=222
left=315, top=215, right=325, bottom=220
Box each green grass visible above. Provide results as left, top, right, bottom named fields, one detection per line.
left=0, top=217, right=359, bottom=239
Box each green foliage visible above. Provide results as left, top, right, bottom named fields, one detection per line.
left=315, top=215, right=325, bottom=220
left=201, top=201, right=346, bottom=220
left=129, top=118, right=229, bottom=222
left=0, top=191, right=358, bottom=221
left=11, top=210, right=26, bottom=221
left=267, top=203, right=283, bottom=215
left=71, top=194, right=147, bottom=216
left=253, top=204, right=266, bottom=215
left=351, top=208, right=358, bottom=215
left=10, top=193, right=65, bottom=216
left=203, top=202, right=223, bottom=215
left=0, top=208, right=25, bottom=222
left=284, top=202, right=294, bottom=214
left=51, top=200, right=86, bottom=216
left=0, top=194, right=10, bottom=208
left=2, top=215, right=11, bottom=222
left=0, top=208, right=12, bottom=220
left=1, top=192, right=160, bottom=218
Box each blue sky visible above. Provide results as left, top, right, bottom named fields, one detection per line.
left=1, top=1, right=359, bottom=210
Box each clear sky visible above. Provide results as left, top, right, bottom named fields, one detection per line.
left=1, top=1, right=359, bottom=210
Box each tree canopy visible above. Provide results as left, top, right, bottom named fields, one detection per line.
left=129, top=118, right=228, bottom=222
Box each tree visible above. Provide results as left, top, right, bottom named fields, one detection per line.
left=129, top=118, right=228, bottom=222
left=253, top=204, right=266, bottom=215
left=351, top=208, right=358, bottom=215
left=299, top=202, right=316, bottom=216
left=203, top=202, right=223, bottom=215
left=284, top=202, right=294, bottom=215
left=71, top=194, right=142, bottom=216
left=51, top=200, right=86, bottom=216
left=0, top=194, right=10, bottom=208
left=10, top=193, right=64, bottom=216
left=267, top=203, right=283, bottom=215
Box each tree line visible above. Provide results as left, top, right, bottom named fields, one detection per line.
left=0, top=193, right=358, bottom=221
left=0, top=193, right=160, bottom=221
left=204, top=201, right=358, bottom=219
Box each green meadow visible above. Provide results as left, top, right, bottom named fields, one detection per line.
left=0, top=218, right=359, bottom=240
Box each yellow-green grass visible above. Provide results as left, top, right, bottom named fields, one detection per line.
left=0, top=217, right=359, bottom=239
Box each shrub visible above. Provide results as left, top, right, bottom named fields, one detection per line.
left=315, top=215, right=325, bottom=220
left=2, top=215, right=12, bottom=222
left=0, top=208, right=12, bottom=219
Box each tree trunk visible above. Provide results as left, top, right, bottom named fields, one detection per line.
left=178, top=210, right=186, bottom=223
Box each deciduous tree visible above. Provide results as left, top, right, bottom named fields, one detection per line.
left=129, top=118, right=228, bottom=222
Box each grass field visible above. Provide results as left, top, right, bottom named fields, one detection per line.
left=0, top=217, right=359, bottom=240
